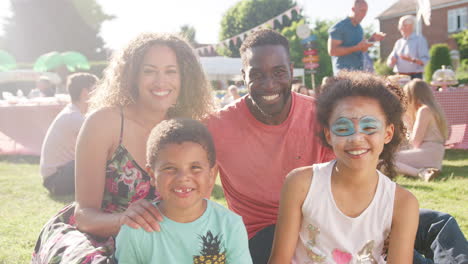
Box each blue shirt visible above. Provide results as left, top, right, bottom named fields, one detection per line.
left=387, top=33, right=429, bottom=74
left=115, top=199, right=252, bottom=264
left=328, top=17, right=364, bottom=74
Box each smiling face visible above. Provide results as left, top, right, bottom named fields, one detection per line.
left=325, top=96, right=394, bottom=171
left=242, top=45, right=293, bottom=124
left=399, top=21, right=414, bottom=38
left=136, top=45, right=181, bottom=113
left=351, top=0, right=368, bottom=24
left=151, top=142, right=216, bottom=219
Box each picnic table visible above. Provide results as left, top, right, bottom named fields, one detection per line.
left=433, top=87, right=468, bottom=149
left=0, top=97, right=67, bottom=155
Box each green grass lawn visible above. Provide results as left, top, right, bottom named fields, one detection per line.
left=0, top=150, right=467, bottom=263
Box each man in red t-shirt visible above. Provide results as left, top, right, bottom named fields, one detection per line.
left=204, top=29, right=334, bottom=263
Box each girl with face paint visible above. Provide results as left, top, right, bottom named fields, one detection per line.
left=269, top=72, right=419, bottom=264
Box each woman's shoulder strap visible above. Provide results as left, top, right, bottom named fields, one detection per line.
left=119, top=107, right=124, bottom=145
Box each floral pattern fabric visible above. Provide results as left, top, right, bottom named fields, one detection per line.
left=32, top=145, right=158, bottom=264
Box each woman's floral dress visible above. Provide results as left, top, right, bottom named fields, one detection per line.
left=32, top=144, right=158, bottom=264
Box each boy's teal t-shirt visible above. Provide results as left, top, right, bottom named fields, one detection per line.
left=115, top=199, right=252, bottom=264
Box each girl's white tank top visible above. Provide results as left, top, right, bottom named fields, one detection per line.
left=292, top=161, right=396, bottom=264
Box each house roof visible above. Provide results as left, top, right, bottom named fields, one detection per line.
left=377, top=0, right=468, bottom=20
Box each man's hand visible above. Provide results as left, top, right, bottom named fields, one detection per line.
left=399, top=54, right=413, bottom=62
left=390, top=56, right=397, bottom=66
left=356, top=40, right=374, bottom=52
left=369, top=32, right=386, bottom=42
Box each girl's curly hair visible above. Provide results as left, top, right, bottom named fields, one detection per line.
left=316, top=71, right=407, bottom=178
left=89, top=32, right=214, bottom=120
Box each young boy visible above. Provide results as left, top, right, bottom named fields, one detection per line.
left=115, top=119, right=252, bottom=264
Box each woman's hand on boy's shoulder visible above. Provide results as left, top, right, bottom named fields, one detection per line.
left=119, top=199, right=163, bottom=232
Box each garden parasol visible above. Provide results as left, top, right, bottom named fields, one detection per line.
left=0, top=50, right=17, bottom=71
left=33, top=51, right=91, bottom=72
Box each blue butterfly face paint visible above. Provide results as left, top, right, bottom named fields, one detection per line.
left=331, top=117, right=355, bottom=137
left=331, top=116, right=383, bottom=137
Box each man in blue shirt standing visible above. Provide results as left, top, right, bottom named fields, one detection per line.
left=328, top=0, right=384, bottom=75
left=387, top=15, right=430, bottom=79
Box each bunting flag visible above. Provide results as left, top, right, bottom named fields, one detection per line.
left=417, top=0, right=431, bottom=26
left=195, top=5, right=301, bottom=54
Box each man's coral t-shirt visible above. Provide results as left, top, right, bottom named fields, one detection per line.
left=205, top=93, right=334, bottom=238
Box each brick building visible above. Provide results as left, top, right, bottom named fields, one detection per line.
left=377, top=0, right=468, bottom=60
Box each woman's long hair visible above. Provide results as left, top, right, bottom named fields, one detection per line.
left=89, top=33, right=214, bottom=120
left=404, top=79, right=448, bottom=140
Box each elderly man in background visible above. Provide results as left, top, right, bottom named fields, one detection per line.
left=328, top=0, right=385, bottom=75
left=40, top=72, right=98, bottom=195
left=28, top=76, right=56, bottom=98
left=387, top=15, right=430, bottom=79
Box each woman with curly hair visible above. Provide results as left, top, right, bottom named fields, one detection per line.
left=32, top=33, right=214, bottom=263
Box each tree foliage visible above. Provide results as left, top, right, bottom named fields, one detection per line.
left=218, top=0, right=299, bottom=57
left=0, top=0, right=114, bottom=62
left=179, top=24, right=197, bottom=46
left=280, top=19, right=334, bottom=88
left=452, top=29, right=468, bottom=62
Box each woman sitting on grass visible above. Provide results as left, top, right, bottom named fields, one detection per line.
left=394, top=79, right=448, bottom=181
left=32, top=33, right=214, bottom=263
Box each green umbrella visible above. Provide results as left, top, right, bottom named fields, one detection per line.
left=33, top=51, right=62, bottom=72
left=34, top=51, right=90, bottom=72
left=61, top=51, right=91, bottom=72
left=0, top=50, right=17, bottom=71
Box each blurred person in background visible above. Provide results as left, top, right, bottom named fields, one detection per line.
left=395, top=79, right=448, bottom=181
left=28, top=76, right=56, bottom=98
left=291, top=83, right=309, bottom=96
left=221, top=85, right=242, bottom=107
left=387, top=15, right=429, bottom=79
left=328, top=0, right=385, bottom=74
left=40, top=72, right=98, bottom=195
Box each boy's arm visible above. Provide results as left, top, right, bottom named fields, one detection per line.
left=386, top=185, right=419, bottom=264
left=268, top=166, right=313, bottom=264
left=115, top=225, right=148, bottom=264
left=226, top=217, right=253, bottom=264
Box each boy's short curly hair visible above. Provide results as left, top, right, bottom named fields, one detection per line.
left=240, top=29, right=290, bottom=67
left=146, top=119, right=216, bottom=168
left=316, top=71, right=407, bottom=178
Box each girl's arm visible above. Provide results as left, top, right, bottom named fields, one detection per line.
left=74, top=109, right=161, bottom=237
left=410, top=106, right=432, bottom=148
left=386, top=185, right=419, bottom=264
left=269, top=166, right=313, bottom=264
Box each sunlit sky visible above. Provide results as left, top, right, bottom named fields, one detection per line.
left=0, top=0, right=398, bottom=50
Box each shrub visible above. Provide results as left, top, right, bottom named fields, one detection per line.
left=374, top=58, right=394, bottom=76
left=456, top=59, right=468, bottom=85
left=425, top=44, right=452, bottom=82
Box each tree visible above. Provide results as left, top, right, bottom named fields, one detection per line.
left=179, top=24, right=197, bottom=46
left=0, top=0, right=114, bottom=62
left=218, top=0, right=300, bottom=57
left=280, top=19, right=334, bottom=88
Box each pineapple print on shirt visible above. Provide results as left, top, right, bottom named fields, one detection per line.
left=193, top=230, right=226, bottom=264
